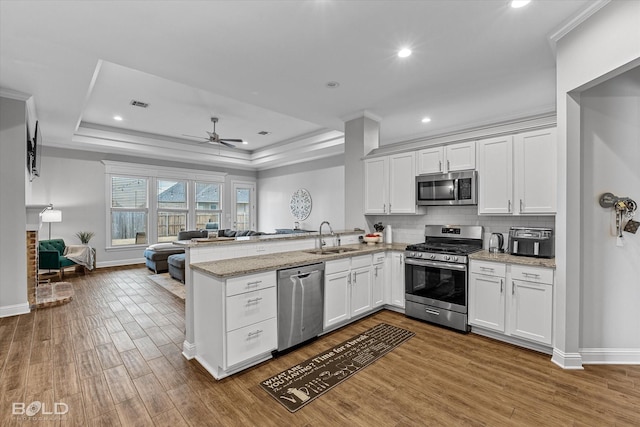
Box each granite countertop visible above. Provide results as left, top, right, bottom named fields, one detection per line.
left=469, top=250, right=556, bottom=269
left=191, top=242, right=409, bottom=278
left=174, top=229, right=366, bottom=247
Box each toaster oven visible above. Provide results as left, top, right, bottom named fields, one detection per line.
left=507, top=227, right=554, bottom=258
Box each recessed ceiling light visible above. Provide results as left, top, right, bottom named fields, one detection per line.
left=326, top=81, right=340, bottom=88
left=510, top=0, right=531, bottom=8
left=398, top=48, right=412, bottom=58
left=421, top=117, right=432, bottom=123
left=113, top=115, right=123, bottom=121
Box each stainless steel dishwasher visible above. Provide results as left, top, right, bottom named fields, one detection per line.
left=277, top=263, right=324, bottom=352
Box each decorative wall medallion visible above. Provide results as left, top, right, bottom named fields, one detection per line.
left=290, top=188, right=312, bottom=220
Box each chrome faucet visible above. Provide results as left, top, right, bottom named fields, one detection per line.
left=319, top=221, right=334, bottom=253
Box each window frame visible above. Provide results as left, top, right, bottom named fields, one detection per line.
left=103, top=161, right=230, bottom=251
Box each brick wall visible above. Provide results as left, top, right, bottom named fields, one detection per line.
left=26, top=231, right=37, bottom=305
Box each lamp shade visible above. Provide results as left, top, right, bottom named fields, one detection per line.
left=41, top=209, right=62, bottom=223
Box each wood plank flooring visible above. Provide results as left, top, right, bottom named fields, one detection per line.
left=1, top=265, right=639, bottom=426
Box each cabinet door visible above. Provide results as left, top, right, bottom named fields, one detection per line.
left=417, top=147, right=444, bottom=175
left=509, top=280, right=553, bottom=345
left=372, top=261, right=385, bottom=308
left=324, top=271, right=350, bottom=329
left=477, top=135, right=513, bottom=215
left=469, top=273, right=506, bottom=332
left=390, top=252, right=405, bottom=308
left=388, top=152, right=417, bottom=214
left=446, top=141, right=476, bottom=172
left=514, top=128, right=557, bottom=214
left=350, top=267, right=372, bottom=317
left=364, top=157, right=389, bottom=214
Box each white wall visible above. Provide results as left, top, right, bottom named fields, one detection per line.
left=257, top=156, right=346, bottom=233
left=30, top=148, right=256, bottom=267
left=0, top=96, right=29, bottom=317
left=580, top=68, right=640, bottom=354
left=555, top=0, right=640, bottom=367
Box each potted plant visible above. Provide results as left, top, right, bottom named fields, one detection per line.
left=75, top=231, right=95, bottom=245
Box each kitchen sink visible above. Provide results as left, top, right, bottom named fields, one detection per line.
left=304, top=247, right=361, bottom=255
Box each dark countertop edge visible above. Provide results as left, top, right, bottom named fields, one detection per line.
left=191, top=242, right=409, bottom=279
left=173, top=229, right=367, bottom=247
left=469, top=250, right=556, bottom=269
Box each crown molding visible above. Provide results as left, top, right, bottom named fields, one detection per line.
left=0, top=87, right=32, bottom=101
left=549, top=0, right=611, bottom=44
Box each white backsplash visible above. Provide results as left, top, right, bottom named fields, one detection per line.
left=365, top=206, right=555, bottom=249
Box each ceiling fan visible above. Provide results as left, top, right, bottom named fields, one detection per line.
left=182, top=117, right=243, bottom=148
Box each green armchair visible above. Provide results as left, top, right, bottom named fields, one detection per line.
left=39, top=239, right=77, bottom=279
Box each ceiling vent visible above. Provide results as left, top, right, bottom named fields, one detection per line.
left=130, top=100, right=149, bottom=108
left=257, top=131, right=271, bottom=135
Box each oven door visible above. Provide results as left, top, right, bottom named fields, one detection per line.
left=405, top=258, right=468, bottom=313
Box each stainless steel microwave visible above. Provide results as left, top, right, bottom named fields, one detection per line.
left=416, top=170, right=477, bottom=206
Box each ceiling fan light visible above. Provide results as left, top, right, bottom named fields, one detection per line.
left=398, top=48, right=412, bottom=58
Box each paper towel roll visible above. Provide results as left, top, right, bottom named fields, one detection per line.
left=384, top=225, right=392, bottom=243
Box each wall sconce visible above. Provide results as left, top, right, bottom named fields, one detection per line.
left=40, top=204, right=62, bottom=240
left=599, top=193, right=638, bottom=244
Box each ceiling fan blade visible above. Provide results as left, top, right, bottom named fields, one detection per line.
left=181, top=134, right=208, bottom=140
left=220, top=139, right=243, bottom=143
left=218, top=140, right=236, bottom=149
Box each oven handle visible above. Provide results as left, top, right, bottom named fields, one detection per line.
left=404, top=258, right=467, bottom=271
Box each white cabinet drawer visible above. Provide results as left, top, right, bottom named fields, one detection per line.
left=227, top=271, right=276, bottom=296
left=326, top=258, right=351, bottom=275
left=225, top=318, right=277, bottom=369
left=351, top=254, right=372, bottom=269
left=470, top=260, right=506, bottom=277
left=372, top=252, right=386, bottom=265
left=511, top=265, right=553, bottom=285
left=226, top=287, right=276, bottom=332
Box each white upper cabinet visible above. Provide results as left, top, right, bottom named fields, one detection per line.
left=477, top=135, right=514, bottom=214
left=364, top=152, right=420, bottom=214
left=477, top=128, right=556, bottom=215
left=514, top=128, right=557, bottom=214
left=364, top=156, right=389, bottom=214
left=417, top=141, right=476, bottom=175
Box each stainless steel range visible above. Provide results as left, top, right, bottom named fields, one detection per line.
left=405, top=225, right=483, bottom=332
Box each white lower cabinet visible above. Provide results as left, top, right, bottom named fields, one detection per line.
left=324, top=255, right=373, bottom=330
left=469, top=260, right=553, bottom=347
left=372, top=252, right=386, bottom=308
left=193, top=270, right=277, bottom=379
left=388, top=251, right=405, bottom=308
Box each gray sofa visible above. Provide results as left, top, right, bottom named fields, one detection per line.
left=143, top=230, right=208, bottom=273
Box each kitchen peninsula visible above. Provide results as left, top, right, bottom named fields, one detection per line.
left=177, top=230, right=408, bottom=379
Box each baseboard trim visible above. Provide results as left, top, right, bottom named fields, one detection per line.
left=580, top=348, right=640, bottom=364
left=0, top=303, right=30, bottom=318
left=551, top=348, right=584, bottom=369
left=182, top=340, right=196, bottom=360
left=470, top=327, right=553, bottom=355
left=96, top=258, right=145, bottom=268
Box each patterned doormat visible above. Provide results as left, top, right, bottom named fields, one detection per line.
left=260, top=323, right=414, bottom=412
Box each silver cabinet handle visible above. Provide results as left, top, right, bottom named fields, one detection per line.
left=508, top=200, right=512, bottom=212
left=480, top=266, right=495, bottom=272
left=246, top=280, right=262, bottom=287
left=425, top=308, right=440, bottom=316
left=347, top=273, right=351, bottom=285
left=512, top=281, right=515, bottom=295
left=353, top=272, right=357, bottom=284
left=439, top=160, right=442, bottom=172
left=522, top=272, right=540, bottom=278
left=246, top=297, right=263, bottom=304
left=383, top=203, right=386, bottom=213
left=447, top=160, right=450, bottom=171
left=247, top=329, right=263, bottom=337
left=520, top=199, right=524, bottom=212
left=500, top=278, right=503, bottom=293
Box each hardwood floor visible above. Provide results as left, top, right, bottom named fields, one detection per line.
left=1, top=265, right=639, bottom=426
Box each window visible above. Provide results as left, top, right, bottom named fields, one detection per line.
left=110, top=176, right=148, bottom=246
left=157, top=179, right=187, bottom=242
left=195, top=182, right=222, bottom=231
